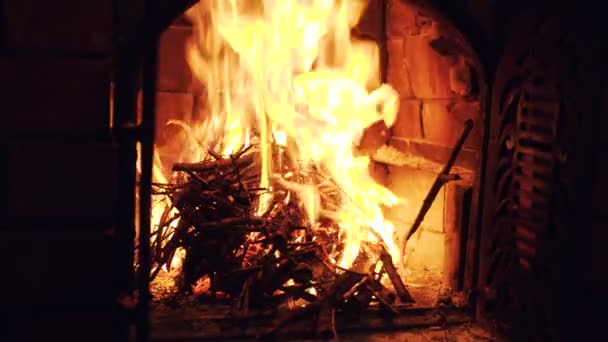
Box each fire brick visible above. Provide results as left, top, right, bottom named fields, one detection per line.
left=368, top=160, right=390, bottom=187
left=403, top=229, right=445, bottom=280
left=391, top=99, right=424, bottom=139
left=158, top=26, right=195, bottom=92
left=420, top=100, right=481, bottom=149
left=386, top=38, right=414, bottom=97
left=388, top=138, right=479, bottom=171
left=384, top=165, right=445, bottom=233
left=449, top=57, right=472, bottom=96
left=402, top=30, right=454, bottom=99
left=386, top=0, right=418, bottom=37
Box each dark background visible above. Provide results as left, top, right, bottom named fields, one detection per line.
left=1, top=0, right=605, bottom=340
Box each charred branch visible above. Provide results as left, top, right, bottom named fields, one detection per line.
left=148, top=142, right=414, bottom=339
left=380, top=251, right=415, bottom=304
left=401, top=119, right=474, bottom=265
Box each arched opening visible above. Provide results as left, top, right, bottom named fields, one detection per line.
left=127, top=0, right=489, bottom=339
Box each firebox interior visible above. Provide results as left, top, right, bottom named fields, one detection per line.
left=4, top=0, right=604, bottom=340
left=141, top=0, right=484, bottom=337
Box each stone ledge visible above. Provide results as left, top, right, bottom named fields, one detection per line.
left=384, top=139, right=478, bottom=175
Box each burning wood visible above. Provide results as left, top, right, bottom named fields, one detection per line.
left=145, top=0, right=424, bottom=338
left=380, top=250, right=415, bottom=304
left=149, top=142, right=414, bottom=338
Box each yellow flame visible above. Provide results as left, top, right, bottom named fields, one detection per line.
left=154, top=0, right=404, bottom=268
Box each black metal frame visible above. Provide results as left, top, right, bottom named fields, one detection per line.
left=112, top=1, right=197, bottom=341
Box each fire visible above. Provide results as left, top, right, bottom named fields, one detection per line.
left=153, top=0, right=402, bottom=272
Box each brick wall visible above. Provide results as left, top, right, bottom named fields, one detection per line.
left=1, top=0, right=116, bottom=341
left=378, top=0, right=484, bottom=288
left=153, top=17, right=205, bottom=172
left=149, top=1, right=478, bottom=291
left=386, top=0, right=481, bottom=166
left=344, top=1, right=481, bottom=291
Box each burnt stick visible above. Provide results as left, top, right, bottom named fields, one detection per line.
left=366, top=277, right=399, bottom=315
left=195, top=217, right=266, bottom=230
left=400, top=119, right=473, bottom=266
left=172, top=152, right=256, bottom=172
left=261, top=272, right=365, bottom=338
left=379, top=251, right=415, bottom=303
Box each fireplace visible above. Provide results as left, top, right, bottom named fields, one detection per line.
left=2, top=0, right=605, bottom=341
left=136, top=0, right=485, bottom=339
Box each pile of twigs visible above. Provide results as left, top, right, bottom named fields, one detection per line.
left=149, top=144, right=413, bottom=338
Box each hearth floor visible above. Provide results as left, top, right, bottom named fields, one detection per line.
left=307, top=323, right=498, bottom=341
left=151, top=301, right=489, bottom=341
left=151, top=309, right=496, bottom=341
left=150, top=269, right=477, bottom=341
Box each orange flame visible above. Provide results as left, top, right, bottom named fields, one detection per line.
left=154, top=0, right=403, bottom=270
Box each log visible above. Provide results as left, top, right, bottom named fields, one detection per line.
left=261, top=272, right=365, bottom=338
left=282, top=285, right=318, bottom=302
left=172, top=152, right=256, bottom=172
left=292, top=263, right=313, bottom=284
left=259, top=259, right=296, bottom=296
left=153, top=136, right=408, bottom=335
left=196, top=217, right=266, bottom=231
left=400, top=119, right=474, bottom=266
left=379, top=251, right=415, bottom=303
left=341, top=274, right=373, bottom=312
left=351, top=285, right=374, bottom=310
left=366, top=278, right=399, bottom=315
left=327, top=272, right=367, bottom=302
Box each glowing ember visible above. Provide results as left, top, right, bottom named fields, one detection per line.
left=152, top=0, right=403, bottom=274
